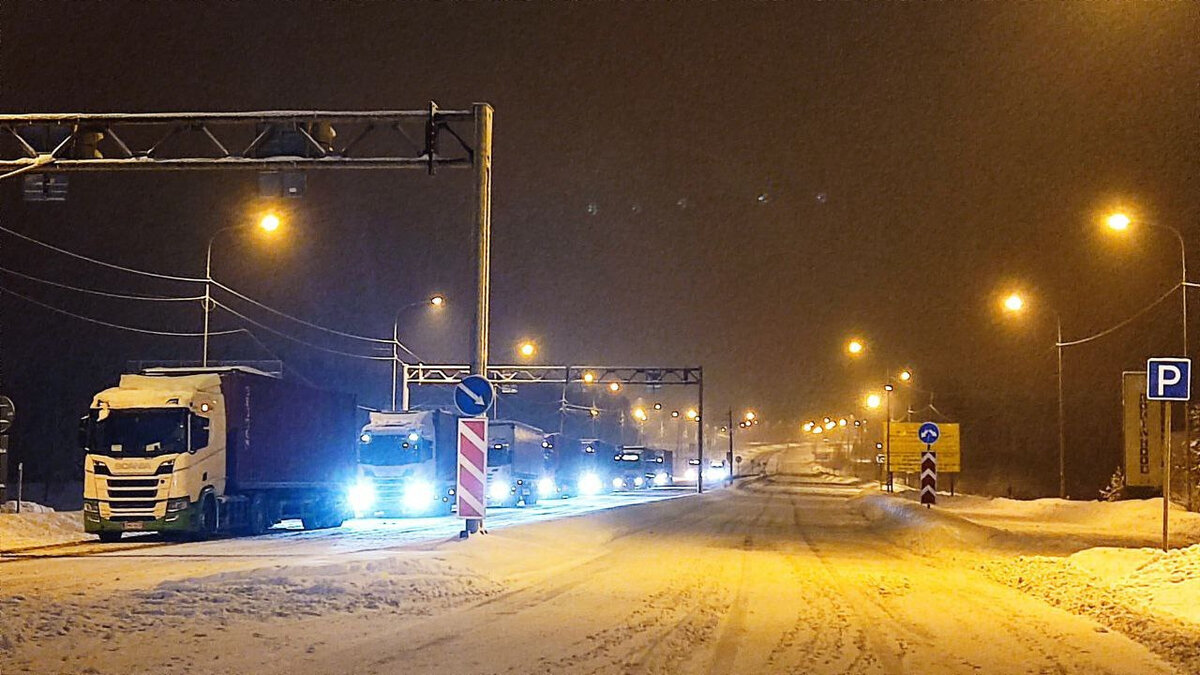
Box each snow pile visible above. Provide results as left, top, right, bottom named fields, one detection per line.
left=0, top=500, right=55, bottom=514
left=855, top=492, right=1009, bottom=554
left=0, top=509, right=85, bottom=552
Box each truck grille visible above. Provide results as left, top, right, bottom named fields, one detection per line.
left=104, top=475, right=166, bottom=518
left=373, top=477, right=405, bottom=504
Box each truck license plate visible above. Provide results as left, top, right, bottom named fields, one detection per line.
left=124, top=521, right=144, bottom=530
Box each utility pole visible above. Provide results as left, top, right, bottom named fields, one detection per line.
left=464, top=103, right=493, bottom=537
left=726, top=408, right=735, bottom=481
left=696, top=370, right=704, bottom=494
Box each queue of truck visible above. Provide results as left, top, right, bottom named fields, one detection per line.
left=80, top=366, right=693, bottom=540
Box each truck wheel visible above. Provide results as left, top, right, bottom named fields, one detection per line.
left=523, top=492, right=538, bottom=507
left=247, top=494, right=270, bottom=535
left=97, top=531, right=122, bottom=543
left=195, top=494, right=218, bottom=540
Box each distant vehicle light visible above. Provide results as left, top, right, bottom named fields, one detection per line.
left=348, top=480, right=376, bottom=514
left=579, top=472, right=603, bottom=495
left=537, top=477, right=555, bottom=498
left=403, top=481, right=435, bottom=512
left=489, top=481, right=511, bottom=502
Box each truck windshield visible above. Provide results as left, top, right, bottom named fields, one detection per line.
left=93, top=409, right=188, bottom=456
left=359, top=436, right=426, bottom=466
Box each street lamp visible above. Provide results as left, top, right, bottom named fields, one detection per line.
left=865, top=393, right=882, bottom=409
left=518, top=341, right=537, bottom=359
left=203, top=212, right=282, bottom=366
left=847, top=339, right=865, bottom=356
left=608, top=382, right=621, bottom=393
left=391, top=294, right=445, bottom=411
left=1105, top=212, right=1187, bottom=358
left=1002, top=290, right=1067, bottom=499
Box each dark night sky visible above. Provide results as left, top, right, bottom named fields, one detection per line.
left=0, top=2, right=1196, bottom=494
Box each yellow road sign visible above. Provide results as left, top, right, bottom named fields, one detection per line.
left=888, top=422, right=960, bottom=472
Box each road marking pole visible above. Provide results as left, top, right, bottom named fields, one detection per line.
left=920, top=450, right=937, bottom=508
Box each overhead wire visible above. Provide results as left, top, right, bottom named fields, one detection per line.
left=211, top=298, right=393, bottom=361
left=0, top=224, right=426, bottom=360
left=0, top=285, right=239, bottom=338
left=211, top=280, right=422, bottom=360
left=0, top=224, right=205, bottom=283
left=1057, top=283, right=1180, bottom=348
left=0, top=266, right=205, bottom=302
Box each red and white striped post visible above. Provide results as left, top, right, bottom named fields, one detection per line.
left=457, top=418, right=488, bottom=530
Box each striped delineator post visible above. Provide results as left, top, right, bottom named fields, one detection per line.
left=457, top=418, right=488, bottom=522
left=920, top=450, right=937, bottom=507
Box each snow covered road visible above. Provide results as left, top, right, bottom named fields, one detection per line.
left=2, top=475, right=1182, bottom=674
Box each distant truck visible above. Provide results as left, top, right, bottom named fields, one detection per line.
left=351, top=410, right=458, bottom=517
left=82, top=367, right=357, bottom=542
left=550, top=436, right=616, bottom=497
left=643, top=448, right=674, bottom=487
left=487, top=420, right=555, bottom=507
left=611, top=446, right=649, bottom=490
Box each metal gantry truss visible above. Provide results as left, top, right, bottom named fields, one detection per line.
left=0, top=105, right=478, bottom=174
left=404, top=364, right=703, bottom=386
left=406, top=364, right=708, bottom=494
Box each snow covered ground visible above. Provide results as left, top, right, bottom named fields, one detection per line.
left=3, top=461, right=1191, bottom=674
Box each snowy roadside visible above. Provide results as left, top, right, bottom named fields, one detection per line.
left=858, top=488, right=1200, bottom=672
left=0, top=493, right=703, bottom=674
left=0, top=507, right=87, bottom=552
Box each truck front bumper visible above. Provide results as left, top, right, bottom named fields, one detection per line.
left=83, top=498, right=199, bottom=534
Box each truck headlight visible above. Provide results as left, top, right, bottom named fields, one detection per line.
left=612, top=477, right=624, bottom=490
left=654, top=471, right=669, bottom=486
left=489, top=481, right=511, bottom=502
left=684, top=468, right=697, bottom=482
left=579, top=473, right=603, bottom=495
left=633, top=476, right=645, bottom=487
left=82, top=501, right=99, bottom=513
left=403, top=481, right=435, bottom=512
left=166, top=497, right=190, bottom=513
left=348, top=481, right=376, bottom=513
left=537, top=477, right=555, bottom=498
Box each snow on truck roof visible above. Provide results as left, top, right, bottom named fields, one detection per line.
left=140, top=366, right=278, bottom=378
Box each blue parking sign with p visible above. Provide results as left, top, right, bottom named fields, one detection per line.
left=1147, top=358, right=1191, bottom=401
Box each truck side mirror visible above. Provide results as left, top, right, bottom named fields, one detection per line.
left=78, top=415, right=90, bottom=452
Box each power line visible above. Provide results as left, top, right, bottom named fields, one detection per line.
left=1058, top=283, right=1180, bottom=348
left=211, top=298, right=392, bottom=362
left=0, top=266, right=204, bottom=302
left=0, top=224, right=425, bottom=360
left=0, top=224, right=205, bottom=283
left=0, top=285, right=238, bottom=338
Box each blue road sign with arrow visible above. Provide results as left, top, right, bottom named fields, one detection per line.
left=454, top=375, right=495, bottom=417
left=918, top=422, right=940, bottom=445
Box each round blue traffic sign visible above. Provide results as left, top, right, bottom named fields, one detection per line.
left=454, top=375, right=495, bottom=417
left=918, top=422, right=940, bottom=445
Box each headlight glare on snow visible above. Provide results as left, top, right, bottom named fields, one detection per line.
left=348, top=480, right=376, bottom=513
left=579, top=472, right=603, bottom=495
left=402, top=481, right=435, bottom=512
left=684, top=468, right=698, bottom=482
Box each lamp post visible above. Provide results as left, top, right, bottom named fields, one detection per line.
left=1002, top=291, right=1067, bottom=499
left=202, top=212, right=280, bottom=366
left=390, top=295, right=444, bottom=411
left=1107, top=212, right=1190, bottom=508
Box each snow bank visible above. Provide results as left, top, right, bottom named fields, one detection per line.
left=855, top=492, right=1010, bottom=554
left=0, top=510, right=85, bottom=552
left=0, top=500, right=54, bottom=514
